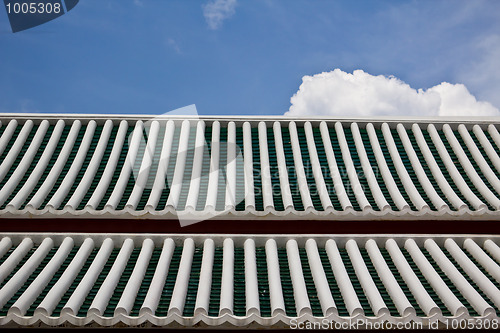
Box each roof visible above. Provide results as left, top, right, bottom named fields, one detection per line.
left=1, top=233, right=500, bottom=328
left=0, top=113, right=499, bottom=221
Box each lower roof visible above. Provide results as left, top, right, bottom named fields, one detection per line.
left=1, top=233, right=500, bottom=328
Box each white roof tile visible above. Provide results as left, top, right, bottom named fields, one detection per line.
left=0, top=115, right=498, bottom=220
left=0, top=234, right=499, bottom=327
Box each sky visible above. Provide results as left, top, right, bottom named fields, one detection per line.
left=1, top=0, right=500, bottom=117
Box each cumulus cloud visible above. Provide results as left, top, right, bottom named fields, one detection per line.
left=286, top=69, right=500, bottom=117
left=203, top=0, right=237, bottom=30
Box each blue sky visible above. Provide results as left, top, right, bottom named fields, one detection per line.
left=1, top=0, right=500, bottom=116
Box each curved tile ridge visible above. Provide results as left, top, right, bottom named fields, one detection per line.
left=443, top=124, right=500, bottom=208
left=65, top=121, right=114, bottom=210
left=444, top=239, right=500, bottom=310
left=85, top=121, right=129, bottom=210
left=365, top=239, right=413, bottom=317
left=304, top=239, right=337, bottom=316
left=104, top=122, right=144, bottom=210
left=9, top=237, right=74, bottom=316
left=286, top=239, right=312, bottom=316
left=334, top=122, right=371, bottom=211
left=366, top=123, right=409, bottom=211
left=272, top=122, right=294, bottom=211
left=325, top=239, right=363, bottom=316
left=424, top=239, right=495, bottom=317
left=36, top=238, right=95, bottom=316
left=205, top=121, right=221, bottom=211
left=258, top=122, right=274, bottom=211
left=168, top=238, right=195, bottom=316
left=145, top=120, right=175, bottom=210
left=345, top=239, right=389, bottom=317
left=165, top=120, right=191, bottom=210
left=225, top=122, right=238, bottom=210
left=242, top=122, right=256, bottom=210
left=219, top=238, right=235, bottom=316
left=0, top=237, right=54, bottom=309
left=381, top=123, right=428, bottom=211
left=385, top=239, right=440, bottom=317
left=427, top=124, right=489, bottom=210
left=244, top=239, right=260, bottom=316
left=0, top=238, right=33, bottom=285
left=472, top=125, right=500, bottom=174
left=463, top=238, right=500, bottom=284
left=351, top=123, right=390, bottom=211
left=61, top=238, right=114, bottom=316
left=243, top=121, right=255, bottom=211
left=0, top=120, right=50, bottom=207
left=404, top=239, right=467, bottom=316
left=304, top=122, right=334, bottom=211
left=288, top=122, right=315, bottom=212
left=193, top=239, right=215, bottom=316
left=185, top=121, right=207, bottom=211
left=46, top=121, right=97, bottom=210
left=88, top=239, right=134, bottom=316
left=265, top=239, right=286, bottom=316
left=0, top=237, right=12, bottom=261
left=0, top=120, right=18, bottom=157
left=318, top=122, right=352, bottom=210
left=483, top=241, right=500, bottom=271
left=459, top=125, right=500, bottom=194
left=0, top=120, right=33, bottom=184
left=1, top=234, right=500, bottom=327
left=126, top=121, right=161, bottom=210
left=488, top=125, right=500, bottom=150
left=115, top=239, right=154, bottom=316
left=395, top=124, right=447, bottom=210
left=411, top=124, right=468, bottom=210
left=139, top=238, right=175, bottom=316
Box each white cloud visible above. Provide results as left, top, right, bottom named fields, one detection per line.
left=166, top=38, right=181, bottom=54
left=286, top=69, right=500, bottom=117
left=203, top=0, right=237, bottom=30
left=19, top=99, right=41, bottom=113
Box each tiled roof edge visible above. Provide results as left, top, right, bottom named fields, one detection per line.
left=1, top=113, right=499, bottom=127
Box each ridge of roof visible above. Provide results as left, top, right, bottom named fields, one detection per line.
left=1, top=112, right=499, bottom=126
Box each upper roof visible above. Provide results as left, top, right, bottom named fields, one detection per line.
left=0, top=113, right=500, bottom=221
